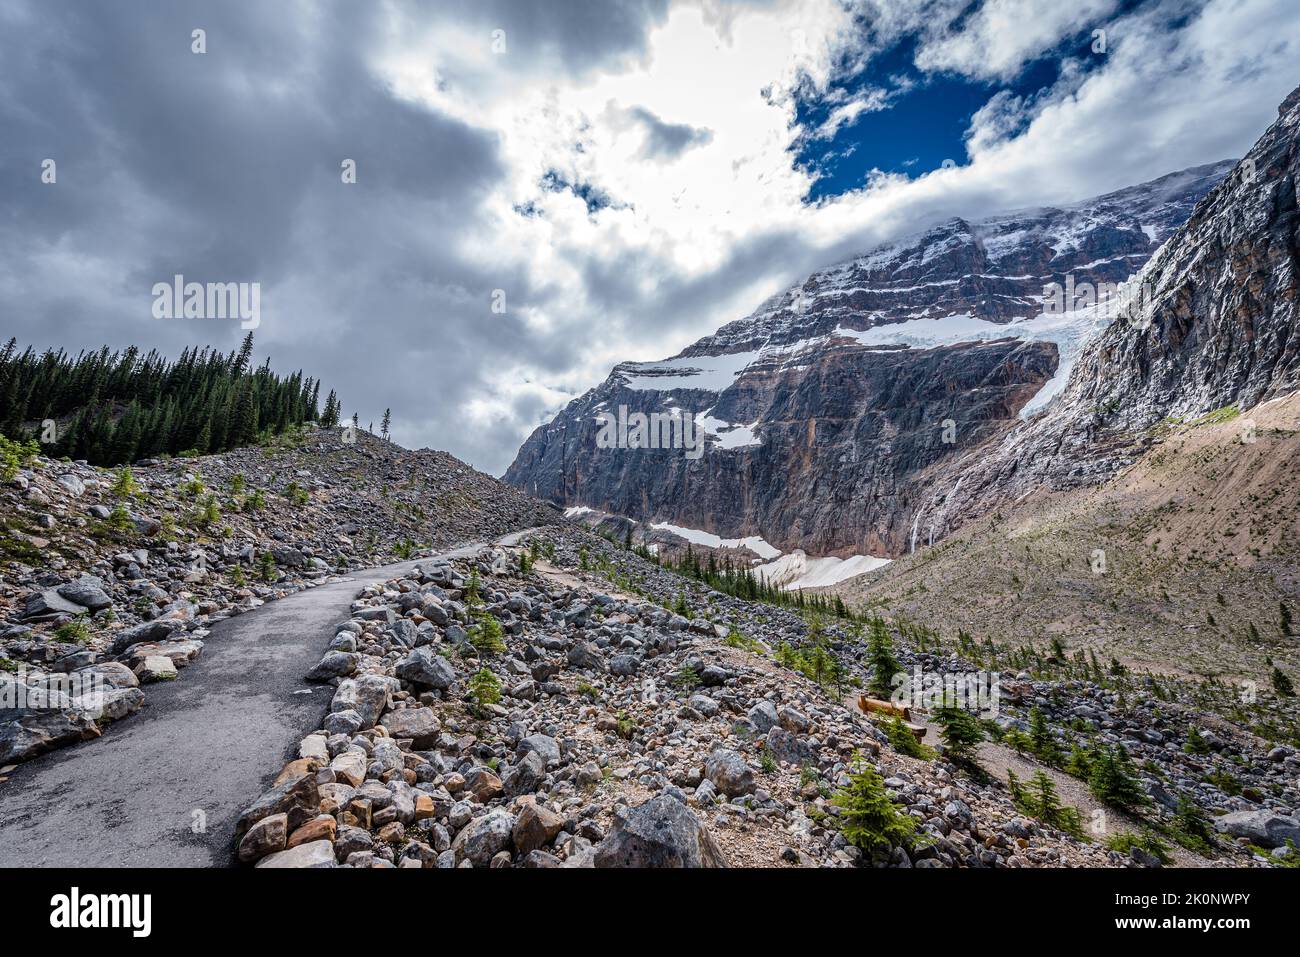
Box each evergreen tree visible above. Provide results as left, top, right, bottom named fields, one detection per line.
left=935, top=700, right=985, bottom=763
left=1028, top=708, right=1063, bottom=766
left=1088, top=745, right=1149, bottom=810
left=830, top=754, right=917, bottom=853
left=866, top=617, right=902, bottom=698
left=1272, top=666, right=1296, bottom=697
left=380, top=408, right=391, bottom=441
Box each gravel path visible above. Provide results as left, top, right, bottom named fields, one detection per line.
left=0, top=532, right=533, bottom=867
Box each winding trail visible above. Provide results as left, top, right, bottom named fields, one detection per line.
left=0, top=531, right=533, bottom=867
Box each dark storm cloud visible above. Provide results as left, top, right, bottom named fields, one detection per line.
left=0, top=0, right=679, bottom=474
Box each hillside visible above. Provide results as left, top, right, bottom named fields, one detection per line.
left=832, top=392, right=1300, bottom=685
left=0, top=426, right=557, bottom=763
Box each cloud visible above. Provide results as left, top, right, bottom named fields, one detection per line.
left=1, top=0, right=1298, bottom=477
left=620, top=104, right=715, bottom=160
left=915, top=0, right=1120, bottom=81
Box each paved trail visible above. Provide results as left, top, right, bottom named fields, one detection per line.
left=0, top=532, right=531, bottom=867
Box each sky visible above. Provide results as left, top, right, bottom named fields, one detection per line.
left=2, top=0, right=1298, bottom=475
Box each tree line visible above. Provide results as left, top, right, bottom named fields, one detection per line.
left=0, top=333, right=342, bottom=465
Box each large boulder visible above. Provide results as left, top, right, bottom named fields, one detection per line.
left=110, top=620, right=181, bottom=656
left=0, top=694, right=101, bottom=764
left=22, top=589, right=88, bottom=622
left=254, top=839, right=337, bottom=868
left=395, top=647, right=457, bottom=690
left=382, top=707, right=441, bottom=747
left=516, top=733, right=561, bottom=767
left=305, top=651, right=359, bottom=682
left=235, top=770, right=320, bottom=843
left=1213, top=810, right=1300, bottom=849
left=452, top=809, right=516, bottom=865
left=567, top=642, right=604, bottom=672
left=56, top=576, right=113, bottom=612
left=766, top=726, right=815, bottom=766
left=704, top=749, right=755, bottom=797
left=593, top=795, right=727, bottom=868
left=330, top=674, right=396, bottom=729
left=513, top=803, right=565, bottom=855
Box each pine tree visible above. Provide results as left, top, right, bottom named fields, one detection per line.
left=1183, top=726, right=1210, bottom=754
left=1088, top=744, right=1148, bottom=810
left=380, top=408, right=391, bottom=441
left=830, top=753, right=917, bottom=853
left=866, top=617, right=902, bottom=698
left=468, top=668, right=502, bottom=717
left=935, top=701, right=985, bottom=763
left=257, top=550, right=277, bottom=582
left=1272, top=666, right=1296, bottom=697
left=1028, top=707, right=1063, bottom=766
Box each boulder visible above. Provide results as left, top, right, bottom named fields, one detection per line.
left=22, top=589, right=88, bottom=622
left=56, top=577, right=113, bottom=612
left=254, top=839, right=337, bottom=868
left=1213, top=810, right=1300, bottom=849
left=305, top=651, right=359, bottom=682
left=395, top=647, right=457, bottom=690
left=704, top=749, right=755, bottom=797
left=516, top=733, right=561, bottom=767
left=593, top=795, right=727, bottom=868
left=382, top=707, right=441, bottom=747
left=236, top=770, right=320, bottom=842
left=452, top=809, right=516, bottom=865
left=513, top=803, right=565, bottom=855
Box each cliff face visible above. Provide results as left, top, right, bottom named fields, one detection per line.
left=505, top=161, right=1236, bottom=557
left=921, top=84, right=1300, bottom=540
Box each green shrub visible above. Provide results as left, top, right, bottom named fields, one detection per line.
left=257, top=550, right=277, bottom=582
left=53, top=616, right=92, bottom=644
left=467, top=667, right=502, bottom=717
left=881, top=714, right=935, bottom=760
left=0, top=433, right=40, bottom=481
left=111, top=466, right=140, bottom=499
left=1105, top=830, right=1172, bottom=865
left=830, top=753, right=917, bottom=853
left=469, top=610, right=506, bottom=654
left=1088, top=745, right=1149, bottom=810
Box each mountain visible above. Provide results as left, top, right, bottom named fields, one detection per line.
left=505, top=161, right=1234, bottom=558
left=914, top=84, right=1300, bottom=540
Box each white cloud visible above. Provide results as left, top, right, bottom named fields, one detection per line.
left=915, top=0, right=1119, bottom=81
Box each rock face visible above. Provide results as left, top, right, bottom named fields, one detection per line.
left=505, top=163, right=1232, bottom=556
left=922, top=83, right=1300, bottom=537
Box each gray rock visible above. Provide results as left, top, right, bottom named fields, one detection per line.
left=747, top=700, right=779, bottom=734
left=592, top=795, right=727, bottom=868
left=254, top=839, right=337, bottom=868
left=452, top=809, right=516, bottom=866
left=1213, top=809, right=1300, bottom=849
left=305, top=650, right=359, bottom=681
left=22, top=589, right=88, bottom=622
left=110, top=620, right=181, bottom=656
left=609, top=654, right=639, bottom=676
left=567, top=642, right=604, bottom=671
left=516, top=733, right=561, bottom=767
left=395, top=646, right=457, bottom=690
left=382, top=707, right=441, bottom=747
left=704, top=748, right=755, bottom=797
left=766, top=726, right=815, bottom=766
left=503, top=751, right=547, bottom=798
left=56, top=577, right=113, bottom=612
